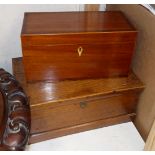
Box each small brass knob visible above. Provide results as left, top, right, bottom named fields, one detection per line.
left=80, top=101, right=87, bottom=109
left=77, top=46, right=83, bottom=56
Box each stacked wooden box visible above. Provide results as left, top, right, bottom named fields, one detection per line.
left=17, top=11, right=144, bottom=143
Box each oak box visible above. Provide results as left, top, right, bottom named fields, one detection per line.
left=12, top=58, right=144, bottom=143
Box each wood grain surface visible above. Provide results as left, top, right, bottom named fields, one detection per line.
left=30, top=90, right=140, bottom=134
left=21, top=11, right=135, bottom=35
left=21, top=11, right=137, bottom=82
left=12, top=58, right=144, bottom=106
left=29, top=114, right=134, bottom=144
left=12, top=58, right=144, bottom=143
left=22, top=41, right=136, bottom=82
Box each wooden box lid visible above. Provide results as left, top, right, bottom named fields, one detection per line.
left=12, top=58, right=144, bottom=107
left=21, top=11, right=136, bottom=36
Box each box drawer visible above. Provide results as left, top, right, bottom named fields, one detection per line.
left=23, top=42, right=135, bottom=82
left=30, top=90, right=139, bottom=134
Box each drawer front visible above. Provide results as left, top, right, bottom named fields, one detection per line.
left=30, top=91, right=139, bottom=134
left=23, top=42, right=135, bottom=82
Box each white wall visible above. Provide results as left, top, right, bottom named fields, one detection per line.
left=0, top=4, right=83, bottom=73
left=0, top=4, right=106, bottom=73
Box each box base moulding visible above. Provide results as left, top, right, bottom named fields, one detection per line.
left=29, top=113, right=135, bottom=144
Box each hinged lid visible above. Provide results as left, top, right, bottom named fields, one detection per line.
left=13, top=58, right=144, bottom=107
left=21, top=11, right=136, bottom=36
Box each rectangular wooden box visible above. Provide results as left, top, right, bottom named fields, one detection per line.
left=21, top=11, right=137, bottom=82
left=12, top=58, right=144, bottom=144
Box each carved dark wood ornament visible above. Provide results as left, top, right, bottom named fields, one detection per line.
left=0, top=68, right=30, bottom=151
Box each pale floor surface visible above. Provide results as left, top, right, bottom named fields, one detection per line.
left=26, top=122, right=144, bottom=151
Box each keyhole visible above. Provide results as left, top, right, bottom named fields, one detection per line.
left=77, top=46, right=83, bottom=56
